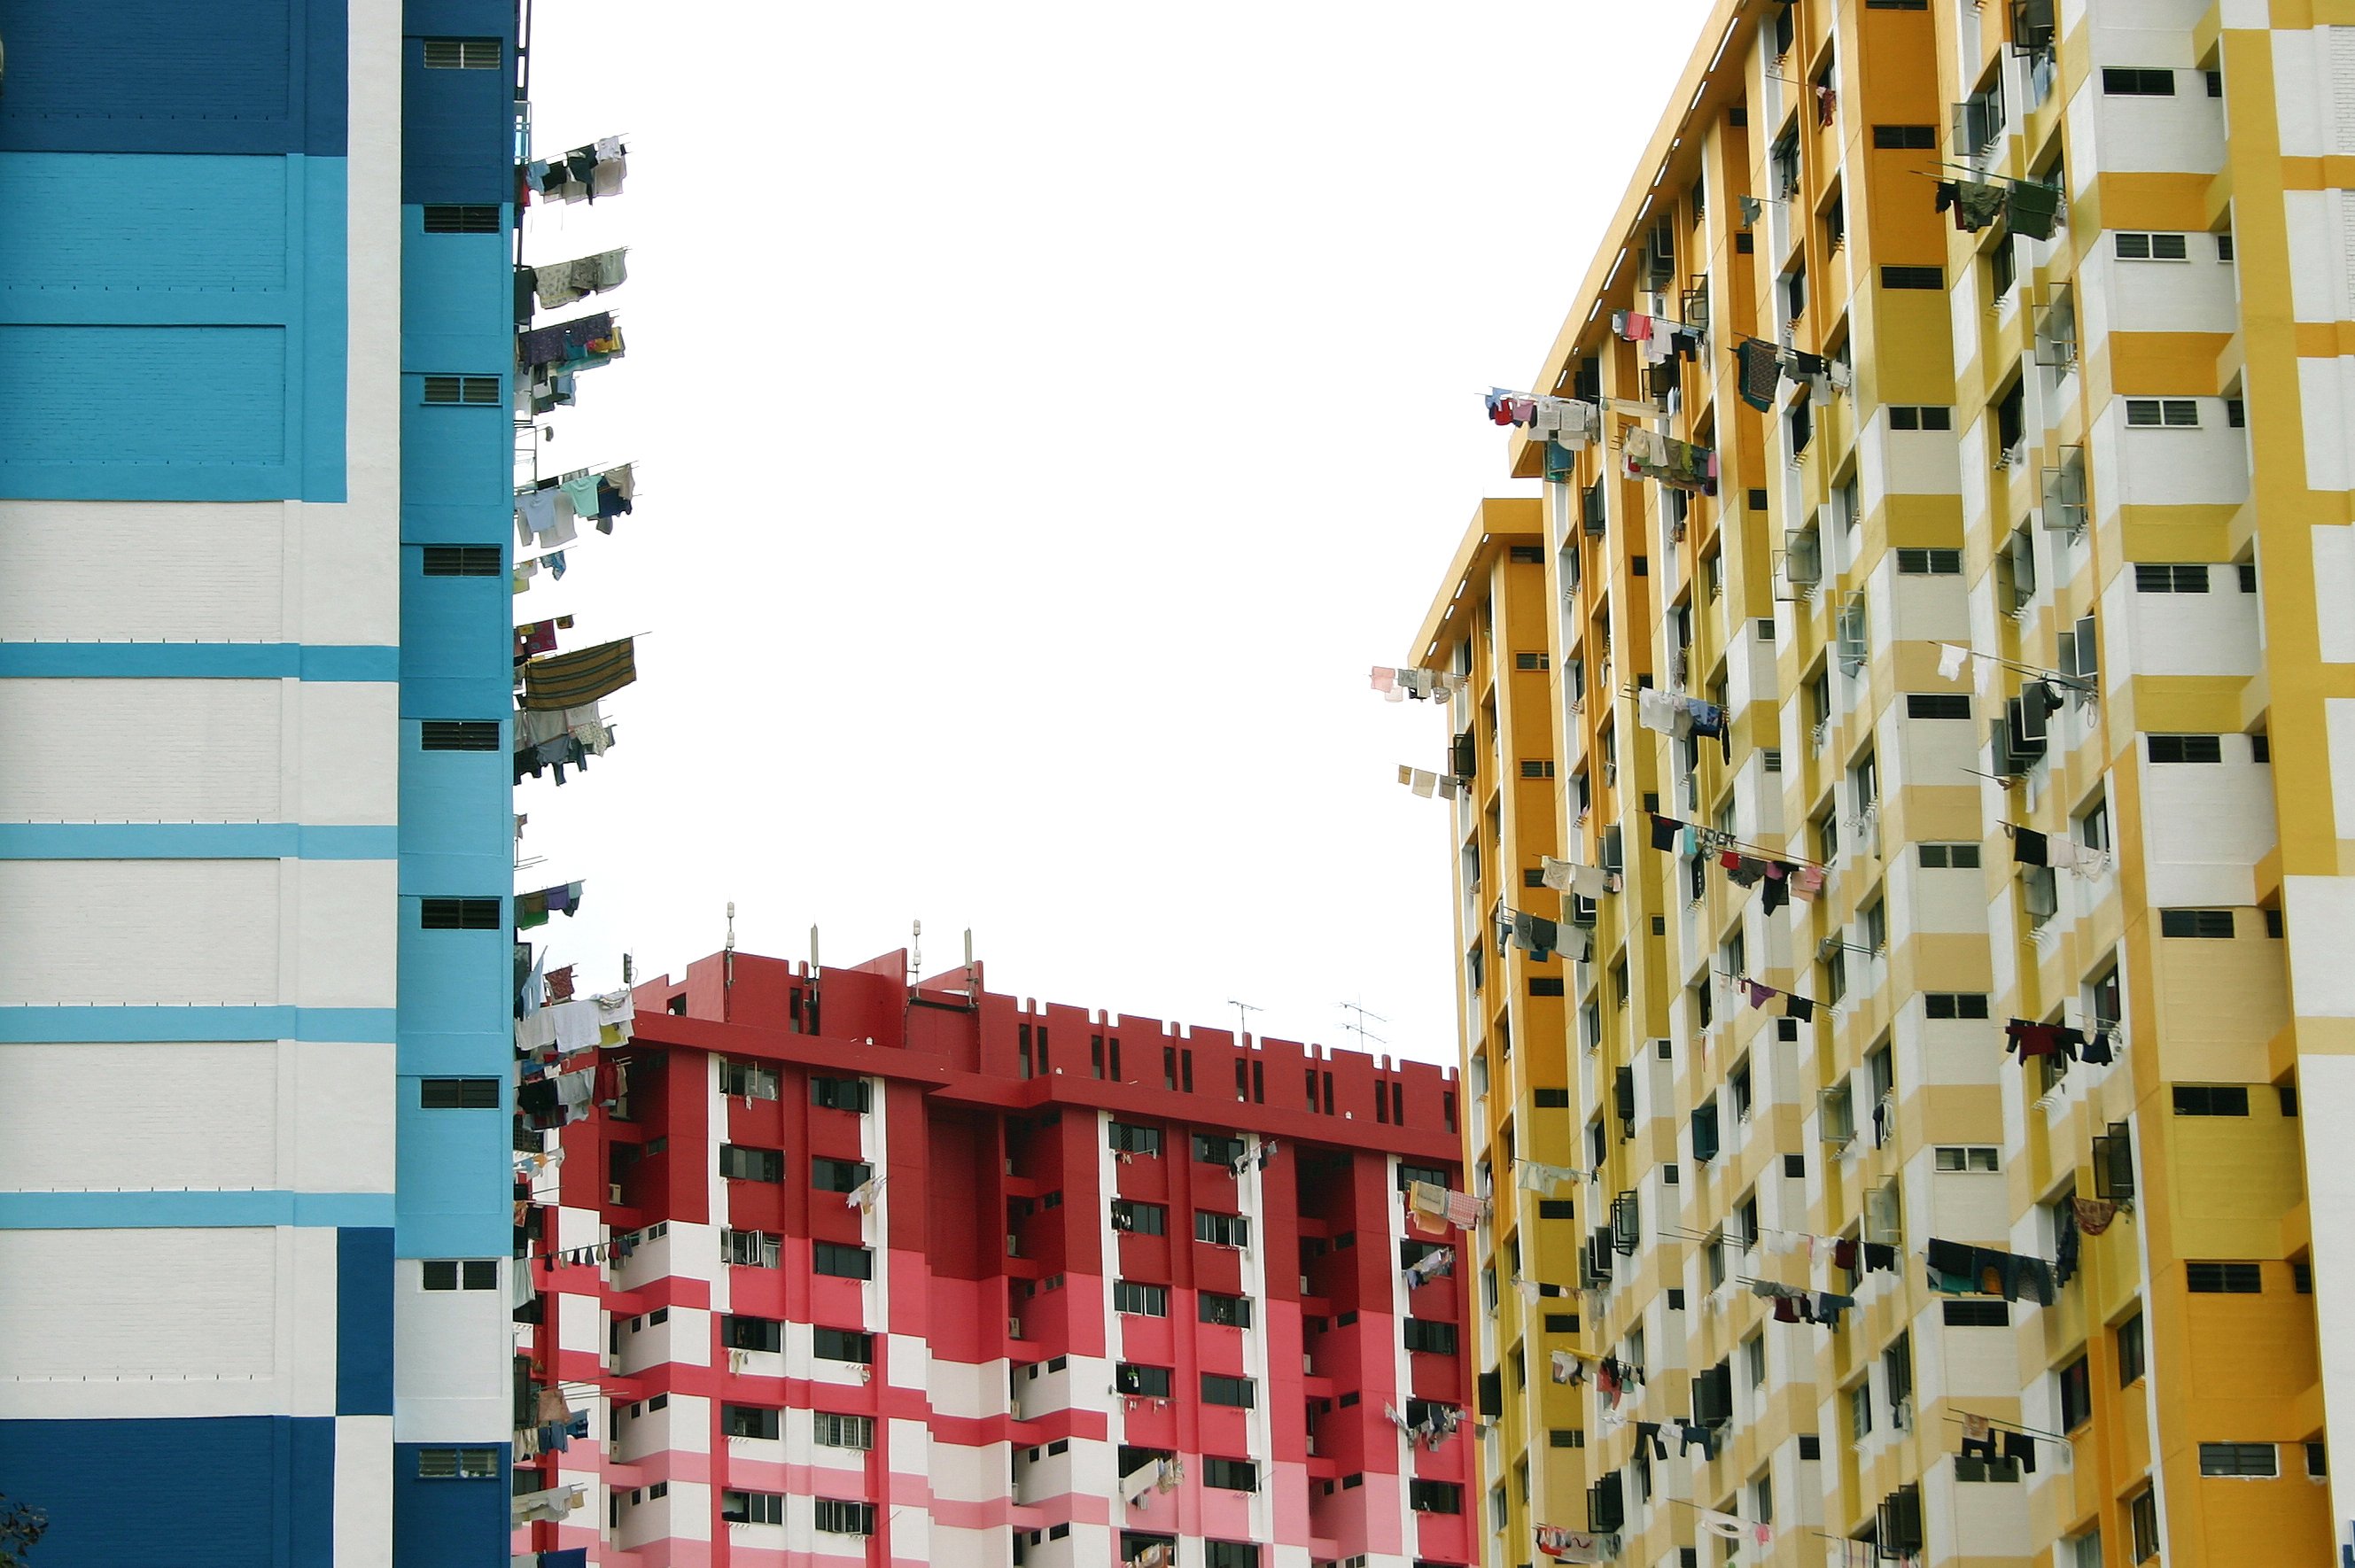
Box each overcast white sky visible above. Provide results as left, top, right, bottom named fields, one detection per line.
left=513, top=2, right=1714, bottom=1067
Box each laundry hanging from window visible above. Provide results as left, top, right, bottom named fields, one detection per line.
left=532, top=248, right=628, bottom=308
left=520, top=136, right=627, bottom=205
left=518, top=312, right=626, bottom=375
left=521, top=638, right=638, bottom=710
left=1395, top=764, right=1459, bottom=801
left=1620, top=425, right=1718, bottom=493
left=1372, top=664, right=1467, bottom=702
left=1484, top=388, right=1598, bottom=444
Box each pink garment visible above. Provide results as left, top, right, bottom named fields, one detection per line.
left=1370, top=666, right=1396, bottom=693
left=1793, top=865, right=1827, bottom=898
left=1746, top=980, right=1775, bottom=1009
left=1626, top=313, right=1653, bottom=342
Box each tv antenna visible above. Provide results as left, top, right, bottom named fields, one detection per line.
left=1339, top=1000, right=1389, bottom=1048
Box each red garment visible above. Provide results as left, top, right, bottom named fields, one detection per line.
left=544, top=965, right=576, bottom=1003
left=2007, top=1021, right=2063, bottom=1059
left=1720, top=850, right=1743, bottom=871
left=1831, top=1238, right=1858, bottom=1271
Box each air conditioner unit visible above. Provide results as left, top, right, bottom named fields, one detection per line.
left=609, top=1184, right=625, bottom=1204
left=1008, top=1317, right=1022, bottom=1339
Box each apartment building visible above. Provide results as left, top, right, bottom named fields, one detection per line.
left=1411, top=1, right=2350, bottom=1564
left=511, top=946, right=1477, bottom=1568
left=0, top=4, right=520, bottom=1562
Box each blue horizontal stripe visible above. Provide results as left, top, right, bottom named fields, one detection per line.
left=0, top=643, right=396, bottom=680
left=0, top=1006, right=398, bottom=1044
left=0, top=824, right=395, bottom=859
left=0, top=1191, right=393, bottom=1230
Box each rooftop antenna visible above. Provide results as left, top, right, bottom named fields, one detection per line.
left=1228, top=999, right=1263, bottom=1041
left=912, top=918, right=921, bottom=981
left=1339, top=1000, right=1389, bottom=1049
left=621, top=952, right=634, bottom=986
left=724, top=901, right=736, bottom=1016
left=964, top=928, right=976, bottom=1005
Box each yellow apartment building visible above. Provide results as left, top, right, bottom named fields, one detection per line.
left=1404, top=1, right=2351, bottom=1564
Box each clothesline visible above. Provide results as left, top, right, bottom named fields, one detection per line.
left=1927, top=640, right=2094, bottom=693
left=1712, top=968, right=1834, bottom=1019
left=1944, top=1408, right=2075, bottom=1445
left=1649, top=810, right=1832, bottom=872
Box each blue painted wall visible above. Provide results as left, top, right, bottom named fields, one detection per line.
left=0, top=1417, right=336, bottom=1567
left=0, top=0, right=347, bottom=155
left=402, top=207, right=514, bottom=369
left=400, top=548, right=515, bottom=716
left=0, top=151, right=346, bottom=501
left=392, top=1442, right=514, bottom=1562
left=338, top=1227, right=398, bottom=1417
left=400, top=30, right=514, bottom=204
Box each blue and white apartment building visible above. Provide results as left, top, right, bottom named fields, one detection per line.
left=0, top=3, right=522, bottom=1561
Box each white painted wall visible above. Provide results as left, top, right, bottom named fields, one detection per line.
left=0, top=1227, right=291, bottom=1382
left=0, top=1038, right=391, bottom=1194
left=392, top=1259, right=511, bottom=1442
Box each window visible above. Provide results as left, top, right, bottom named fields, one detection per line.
left=2116, top=1313, right=2146, bottom=1385
left=1114, top=1280, right=1169, bottom=1317
left=1529, top=976, right=1565, bottom=997
left=719, top=1060, right=780, bottom=1099
left=1398, top=1160, right=1450, bottom=1192
left=2134, top=562, right=2211, bottom=593
left=2126, top=398, right=2200, bottom=427
left=1193, top=1132, right=1246, bottom=1165
left=1111, top=1199, right=1166, bottom=1235
left=1918, top=842, right=1981, bottom=870
left=421, top=37, right=501, bottom=68
left=2172, top=1085, right=2250, bottom=1116
left=421, top=1260, right=498, bottom=1291
left=420, top=1077, right=499, bottom=1109
left=415, top=1447, right=499, bottom=1479
left=1872, top=123, right=1938, bottom=149
left=1895, top=547, right=1962, bottom=573
left=1934, top=1146, right=2000, bottom=1172
left=2103, top=67, right=2177, bottom=96
left=1943, top=1300, right=2010, bottom=1326
left=722, top=1404, right=781, bottom=1440
left=2161, top=909, right=2236, bottom=938
left=420, top=375, right=500, bottom=406
left=1956, top=1455, right=2024, bottom=1482
left=420, top=720, right=501, bottom=752
left=2148, top=734, right=2224, bottom=764
left=1848, top=1381, right=1873, bottom=1440
left=1408, top=1479, right=1463, bottom=1513
left=812, top=1328, right=873, bottom=1363
left=1404, top=1319, right=1458, bottom=1355
left=1745, top=1331, right=1767, bottom=1388
left=2114, top=231, right=2190, bottom=261
left=1520, top=758, right=1556, bottom=780
left=421, top=544, right=501, bottom=577
left=816, top=1499, right=875, bottom=1536
left=719, top=1145, right=784, bottom=1183
left=812, top=1157, right=872, bottom=1192
left=1116, top=1362, right=1174, bottom=1398
left=1862, top=897, right=1887, bottom=954
left=1201, top=1373, right=1256, bottom=1408
left=721, top=1229, right=781, bottom=1267
left=811, top=1075, right=871, bottom=1112
left=2129, top=1488, right=2160, bottom=1561
left=2311, top=1441, right=2329, bottom=1477
left=812, top=1243, right=873, bottom=1280
left=803, top=1411, right=875, bottom=1455
left=1108, top=1122, right=1162, bottom=1156
left=2188, top=1261, right=2264, bottom=1293
left=1907, top=693, right=1971, bottom=720
left=1515, top=650, right=1551, bottom=671
left=1204, top=1542, right=1260, bottom=1568
left=2199, top=1442, right=2278, bottom=1478
left=720, top=1489, right=784, bottom=1525
left=1881, top=265, right=1944, bottom=290
left=2058, top=1354, right=2092, bottom=1430
left=419, top=897, right=499, bottom=929
left=1199, top=1292, right=1252, bottom=1327
left=1924, top=993, right=1991, bottom=1020
left=422, top=204, right=501, bottom=236
left=1196, top=1211, right=1250, bottom=1247
left=724, top=1316, right=783, bottom=1353
left=1203, top=1457, right=1259, bottom=1492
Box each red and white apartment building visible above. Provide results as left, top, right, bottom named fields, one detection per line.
left=510, top=947, right=1479, bottom=1568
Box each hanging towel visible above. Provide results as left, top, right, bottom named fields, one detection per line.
left=1938, top=643, right=1970, bottom=681
left=521, top=639, right=637, bottom=710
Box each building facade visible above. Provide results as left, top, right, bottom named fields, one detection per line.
left=1413, top=2, right=2351, bottom=1564
left=512, top=947, right=1477, bottom=1568
left=0, top=3, right=521, bottom=1562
